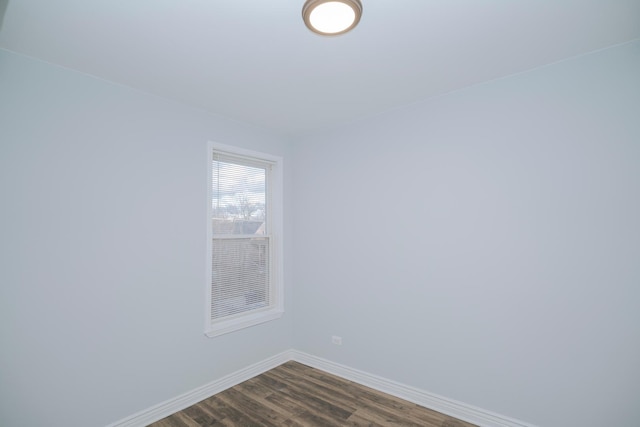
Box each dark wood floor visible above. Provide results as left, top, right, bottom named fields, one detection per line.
left=149, top=361, right=477, bottom=427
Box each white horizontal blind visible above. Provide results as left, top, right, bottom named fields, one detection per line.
left=210, top=153, right=271, bottom=323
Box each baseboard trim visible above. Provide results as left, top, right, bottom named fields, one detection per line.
left=105, top=350, right=294, bottom=427
left=107, top=349, right=536, bottom=427
left=290, top=350, right=537, bottom=427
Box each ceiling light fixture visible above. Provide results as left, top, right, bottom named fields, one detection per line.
left=302, top=0, right=363, bottom=36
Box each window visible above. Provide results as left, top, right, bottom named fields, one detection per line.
left=205, top=142, right=283, bottom=337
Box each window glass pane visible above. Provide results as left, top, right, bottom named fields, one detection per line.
left=212, top=160, right=266, bottom=235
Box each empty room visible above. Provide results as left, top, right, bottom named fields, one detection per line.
left=1, top=1, right=639, bottom=426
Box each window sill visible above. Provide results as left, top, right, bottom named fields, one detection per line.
left=204, top=308, right=284, bottom=338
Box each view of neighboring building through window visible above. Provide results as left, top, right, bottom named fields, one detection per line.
left=205, top=143, right=283, bottom=337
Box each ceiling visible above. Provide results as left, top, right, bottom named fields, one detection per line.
left=1, top=0, right=639, bottom=137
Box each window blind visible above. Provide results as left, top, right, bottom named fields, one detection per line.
left=210, top=154, right=271, bottom=322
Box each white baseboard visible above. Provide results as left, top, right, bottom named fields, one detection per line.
left=107, top=349, right=536, bottom=427
left=290, top=350, right=537, bottom=427
left=105, top=350, right=294, bottom=427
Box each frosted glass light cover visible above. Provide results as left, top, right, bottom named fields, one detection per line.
left=310, top=2, right=356, bottom=34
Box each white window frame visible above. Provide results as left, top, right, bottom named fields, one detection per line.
left=205, top=142, right=284, bottom=337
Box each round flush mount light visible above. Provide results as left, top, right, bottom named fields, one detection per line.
left=302, top=0, right=363, bottom=36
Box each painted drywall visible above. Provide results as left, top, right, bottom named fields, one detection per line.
left=292, top=41, right=640, bottom=427
left=0, top=49, right=294, bottom=427
left=2, top=39, right=639, bottom=427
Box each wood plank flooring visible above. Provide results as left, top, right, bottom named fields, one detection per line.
left=149, top=361, right=477, bottom=427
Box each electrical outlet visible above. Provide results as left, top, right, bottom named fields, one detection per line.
left=331, top=336, right=342, bottom=345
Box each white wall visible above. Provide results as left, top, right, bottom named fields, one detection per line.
left=2, top=40, right=639, bottom=427
left=292, top=41, right=640, bottom=427
left=0, top=49, right=294, bottom=427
